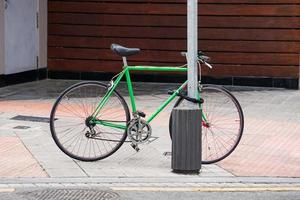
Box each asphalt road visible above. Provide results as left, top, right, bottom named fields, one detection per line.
left=118, top=191, right=300, bottom=200
left=0, top=188, right=299, bottom=200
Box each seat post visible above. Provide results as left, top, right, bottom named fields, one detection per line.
left=122, top=57, right=128, bottom=67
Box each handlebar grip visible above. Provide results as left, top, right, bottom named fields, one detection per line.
left=204, top=61, right=213, bottom=69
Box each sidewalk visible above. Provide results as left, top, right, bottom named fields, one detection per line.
left=0, top=79, right=299, bottom=186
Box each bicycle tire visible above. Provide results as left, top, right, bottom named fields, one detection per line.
left=50, top=81, right=130, bottom=162
left=169, top=84, right=244, bottom=164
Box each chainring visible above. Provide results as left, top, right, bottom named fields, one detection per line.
left=127, top=119, right=152, bottom=144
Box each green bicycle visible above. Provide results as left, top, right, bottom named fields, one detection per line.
left=50, top=44, right=244, bottom=164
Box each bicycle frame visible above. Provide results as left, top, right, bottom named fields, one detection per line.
left=90, top=65, right=193, bottom=130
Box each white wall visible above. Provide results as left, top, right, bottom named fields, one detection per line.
left=0, top=0, right=4, bottom=75
left=4, top=0, right=38, bottom=74
left=0, top=0, right=48, bottom=75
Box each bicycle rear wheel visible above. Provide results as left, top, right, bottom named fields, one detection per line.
left=50, top=81, right=130, bottom=161
left=169, top=85, right=244, bottom=164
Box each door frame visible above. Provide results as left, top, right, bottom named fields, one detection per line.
left=38, top=0, right=47, bottom=70
left=0, top=0, right=4, bottom=75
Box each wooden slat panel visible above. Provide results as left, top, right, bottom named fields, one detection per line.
left=48, top=47, right=299, bottom=66
left=48, top=59, right=187, bottom=72
left=199, top=0, right=300, bottom=3
left=48, top=2, right=186, bottom=15
left=49, top=36, right=300, bottom=53
left=48, top=59, right=122, bottom=72
left=51, top=0, right=300, bottom=4
left=48, top=2, right=300, bottom=16
left=48, top=59, right=299, bottom=78
left=204, top=65, right=299, bottom=78
left=49, top=13, right=300, bottom=29
left=48, top=24, right=300, bottom=41
left=48, top=1, right=300, bottom=79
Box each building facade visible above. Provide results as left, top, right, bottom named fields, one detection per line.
left=1, top=1, right=300, bottom=89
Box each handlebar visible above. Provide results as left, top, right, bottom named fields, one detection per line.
left=181, top=51, right=213, bottom=69
left=198, top=51, right=213, bottom=68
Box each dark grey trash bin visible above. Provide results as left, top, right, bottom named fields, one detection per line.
left=171, top=106, right=202, bottom=174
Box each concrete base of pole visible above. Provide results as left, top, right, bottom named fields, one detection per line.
left=171, top=106, right=202, bottom=174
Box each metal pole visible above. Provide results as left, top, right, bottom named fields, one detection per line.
left=171, top=0, right=201, bottom=174
left=187, top=0, right=198, bottom=99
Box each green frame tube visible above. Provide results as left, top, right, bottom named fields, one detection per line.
left=91, top=70, right=126, bottom=118
left=147, top=80, right=187, bottom=123
left=128, top=66, right=187, bottom=72
left=91, top=65, right=198, bottom=130
left=125, top=69, right=137, bottom=112
left=95, top=120, right=127, bottom=130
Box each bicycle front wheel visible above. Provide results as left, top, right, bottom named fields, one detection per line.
left=169, top=85, right=244, bottom=164
left=50, top=81, right=130, bottom=161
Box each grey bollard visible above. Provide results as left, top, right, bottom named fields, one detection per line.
left=171, top=106, right=202, bottom=174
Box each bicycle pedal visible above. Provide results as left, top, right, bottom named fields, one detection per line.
left=131, top=143, right=140, bottom=152
left=167, top=90, right=175, bottom=95
left=200, top=98, right=204, bottom=104
left=136, top=111, right=146, bottom=118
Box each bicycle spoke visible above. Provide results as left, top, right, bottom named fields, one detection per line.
left=50, top=82, right=129, bottom=161
left=171, top=85, right=244, bottom=164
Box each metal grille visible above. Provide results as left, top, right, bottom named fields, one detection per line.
left=18, top=189, right=119, bottom=200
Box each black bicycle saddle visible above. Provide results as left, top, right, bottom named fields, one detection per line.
left=111, top=44, right=141, bottom=57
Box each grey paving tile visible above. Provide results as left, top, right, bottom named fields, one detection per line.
left=0, top=184, right=10, bottom=188
left=45, top=168, right=87, bottom=178
left=0, top=79, right=299, bottom=180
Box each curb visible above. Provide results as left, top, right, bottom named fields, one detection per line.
left=0, top=177, right=299, bottom=184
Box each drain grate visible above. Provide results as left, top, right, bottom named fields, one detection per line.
left=18, top=189, right=119, bottom=200
left=11, top=115, right=50, bottom=123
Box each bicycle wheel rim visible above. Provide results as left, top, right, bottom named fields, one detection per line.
left=169, top=85, right=244, bottom=164
left=50, top=82, right=130, bottom=161
left=201, top=85, right=244, bottom=164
